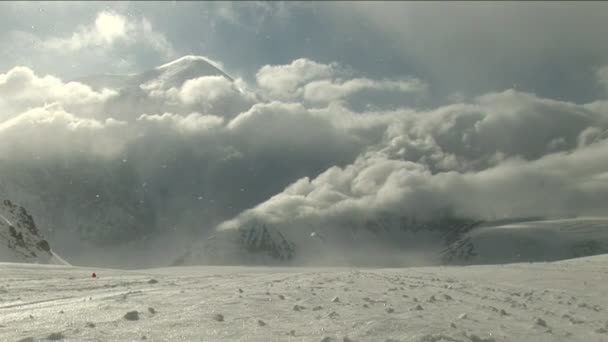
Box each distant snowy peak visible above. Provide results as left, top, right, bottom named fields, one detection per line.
left=138, top=55, right=234, bottom=91
left=74, top=55, right=234, bottom=92
left=155, top=55, right=227, bottom=75
left=441, top=217, right=608, bottom=265
left=0, top=200, right=69, bottom=265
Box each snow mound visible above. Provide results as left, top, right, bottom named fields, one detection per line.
left=441, top=217, right=608, bottom=265
left=0, top=200, right=69, bottom=265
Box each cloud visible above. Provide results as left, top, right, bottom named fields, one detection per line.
left=221, top=136, right=608, bottom=239
left=0, top=66, right=117, bottom=119
left=94, top=11, right=128, bottom=44
left=216, top=87, right=608, bottom=242
left=0, top=103, right=127, bottom=159
left=255, top=59, right=429, bottom=111
left=0, top=66, right=116, bottom=104
left=44, top=11, right=127, bottom=50
left=43, top=11, right=175, bottom=58
left=138, top=112, right=224, bottom=134
left=140, top=74, right=258, bottom=119
left=303, top=77, right=428, bottom=105
left=3, top=52, right=608, bottom=267
left=376, top=90, right=605, bottom=172
left=256, top=58, right=339, bottom=99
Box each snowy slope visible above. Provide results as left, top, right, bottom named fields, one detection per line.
left=1, top=255, right=608, bottom=341
left=0, top=200, right=69, bottom=265
left=174, top=222, right=296, bottom=266
left=175, top=216, right=480, bottom=267
left=178, top=216, right=608, bottom=269
left=442, top=217, right=608, bottom=265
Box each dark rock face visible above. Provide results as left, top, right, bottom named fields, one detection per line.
left=238, top=222, right=295, bottom=261
left=440, top=236, right=478, bottom=265
left=1, top=199, right=58, bottom=263
left=36, top=240, right=51, bottom=253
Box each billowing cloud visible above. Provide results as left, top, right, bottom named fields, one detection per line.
left=217, top=87, right=608, bottom=243
left=255, top=59, right=428, bottom=111
left=221, top=137, right=608, bottom=241
left=43, top=10, right=175, bottom=59
left=2, top=52, right=608, bottom=268
left=256, top=58, right=339, bottom=99
left=0, top=103, right=127, bottom=159
left=0, top=66, right=116, bottom=118
left=138, top=112, right=224, bottom=134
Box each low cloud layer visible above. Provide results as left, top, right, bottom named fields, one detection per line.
left=221, top=91, right=608, bottom=237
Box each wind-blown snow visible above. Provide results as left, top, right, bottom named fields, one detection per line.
left=1, top=255, right=607, bottom=341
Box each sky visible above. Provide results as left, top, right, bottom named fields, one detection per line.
left=2, top=1, right=608, bottom=266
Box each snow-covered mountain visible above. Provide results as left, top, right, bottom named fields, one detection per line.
left=0, top=200, right=69, bottom=265
left=74, top=55, right=233, bottom=92
left=173, top=222, right=295, bottom=266
left=73, top=55, right=252, bottom=121
left=136, top=55, right=234, bottom=90
left=441, top=217, right=608, bottom=265
left=175, top=214, right=483, bottom=267
left=177, top=214, right=608, bottom=267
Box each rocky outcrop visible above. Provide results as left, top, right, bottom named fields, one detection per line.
left=0, top=199, right=68, bottom=265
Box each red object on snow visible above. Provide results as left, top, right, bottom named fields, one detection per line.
left=92, top=272, right=97, bottom=278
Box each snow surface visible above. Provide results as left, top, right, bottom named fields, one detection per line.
left=1, top=255, right=608, bottom=342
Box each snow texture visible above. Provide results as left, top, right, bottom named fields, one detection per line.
left=1, top=254, right=608, bottom=341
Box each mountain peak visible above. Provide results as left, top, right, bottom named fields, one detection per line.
left=155, top=55, right=224, bottom=71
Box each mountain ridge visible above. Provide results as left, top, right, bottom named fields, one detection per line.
left=0, top=200, right=69, bottom=265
